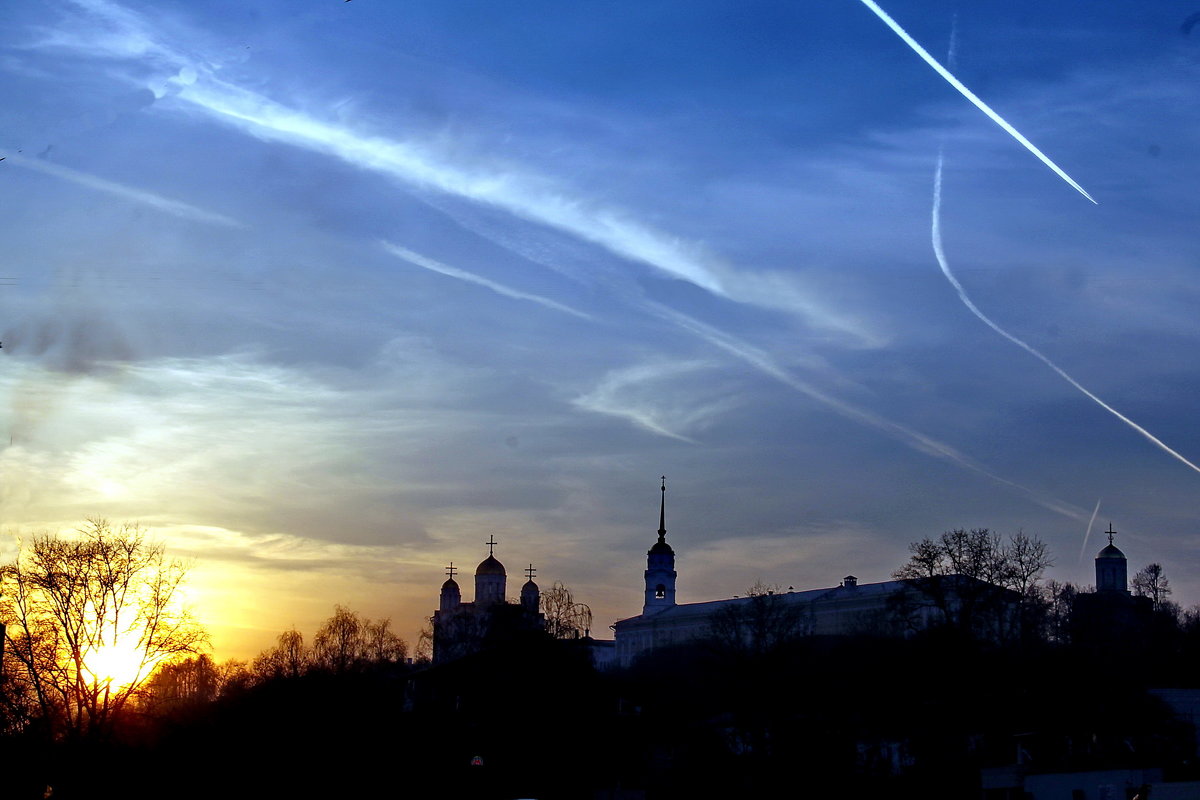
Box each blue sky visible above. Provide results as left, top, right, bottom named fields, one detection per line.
left=3, top=0, right=1200, bottom=656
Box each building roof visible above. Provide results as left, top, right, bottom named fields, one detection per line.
left=612, top=573, right=1012, bottom=630
left=1097, top=524, right=1125, bottom=560
left=613, top=578, right=901, bottom=628
left=476, top=555, right=506, bottom=576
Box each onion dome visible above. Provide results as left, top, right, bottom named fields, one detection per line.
left=476, top=554, right=506, bottom=576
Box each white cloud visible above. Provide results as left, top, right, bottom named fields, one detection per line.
left=572, top=360, right=738, bottom=442
left=30, top=0, right=885, bottom=348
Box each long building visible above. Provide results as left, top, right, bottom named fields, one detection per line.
left=612, top=479, right=1018, bottom=667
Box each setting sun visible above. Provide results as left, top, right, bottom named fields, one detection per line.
left=84, top=643, right=151, bottom=690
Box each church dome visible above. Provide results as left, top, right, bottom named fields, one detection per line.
left=441, top=577, right=459, bottom=590
left=1097, top=543, right=1125, bottom=560
left=648, top=540, right=674, bottom=556
left=476, top=555, right=506, bottom=576
left=522, top=579, right=538, bottom=591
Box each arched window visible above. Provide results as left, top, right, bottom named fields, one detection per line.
left=655, top=584, right=666, bottom=599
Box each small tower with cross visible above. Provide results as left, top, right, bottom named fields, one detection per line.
left=439, top=562, right=461, bottom=612
left=643, top=476, right=678, bottom=615
left=1096, top=523, right=1130, bottom=595
left=521, top=563, right=540, bottom=614
left=474, top=535, right=508, bottom=606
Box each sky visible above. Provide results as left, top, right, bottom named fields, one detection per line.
left=3, top=0, right=1200, bottom=659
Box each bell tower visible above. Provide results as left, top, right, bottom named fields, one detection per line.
left=643, top=476, right=677, bottom=615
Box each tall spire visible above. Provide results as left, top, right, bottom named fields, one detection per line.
left=658, top=475, right=667, bottom=543
left=644, top=474, right=677, bottom=614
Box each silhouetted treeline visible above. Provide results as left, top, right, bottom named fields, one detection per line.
left=6, top=541, right=1200, bottom=799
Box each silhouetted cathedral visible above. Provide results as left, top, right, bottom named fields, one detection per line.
left=432, top=536, right=545, bottom=663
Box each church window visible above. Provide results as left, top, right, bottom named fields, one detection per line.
left=655, top=584, right=666, bottom=599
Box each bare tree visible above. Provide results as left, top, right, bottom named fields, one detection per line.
left=141, top=654, right=252, bottom=713
left=0, top=518, right=208, bottom=737
left=414, top=618, right=434, bottom=664
left=707, top=582, right=811, bottom=656
left=892, top=528, right=1052, bottom=640
left=139, top=654, right=220, bottom=711
left=1132, top=563, right=1172, bottom=610
left=362, top=617, right=408, bottom=664
left=250, top=627, right=308, bottom=680
left=1040, top=579, right=1081, bottom=644
left=311, top=606, right=364, bottom=674
left=249, top=608, right=408, bottom=680
left=216, top=658, right=252, bottom=696
left=1002, top=531, right=1053, bottom=598
left=540, top=581, right=593, bottom=639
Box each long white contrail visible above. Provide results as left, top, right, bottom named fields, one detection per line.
left=3, top=152, right=242, bottom=227
left=382, top=242, right=591, bottom=320
left=859, top=0, right=1097, bottom=205
left=1080, top=497, right=1101, bottom=562
left=645, top=300, right=1086, bottom=521
left=933, top=155, right=1200, bottom=476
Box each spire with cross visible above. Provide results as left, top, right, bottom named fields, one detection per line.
left=658, top=475, right=667, bottom=543
left=445, top=562, right=457, bottom=580
left=644, top=474, right=677, bottom=613
left=485, top=535, right=497, bottom=557
left=1107, top=522, right=1116, bottom=546
left=525, top=563, right=537, bottom=582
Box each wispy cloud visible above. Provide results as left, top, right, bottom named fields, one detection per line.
left=572, top=360, right=736, bottom=443
left=382, top=242, right=591, bottom=320
left=0, top=351, right=464, bottom=539
left=29, top=0, right=890, bottom=347
left=3, top=153, right=242, bottom=227
left=644, top=301, right=1087, bottom=521
left=172, top=76, right=733, bottom=291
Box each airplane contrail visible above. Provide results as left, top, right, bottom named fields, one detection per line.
left=1080, top=497, right=1101, bottom=562
left=382, top=242, right=592, bottom=320
left=933, top=154, right=1200, bottom=476
left=858, top=0, right=1097, bottom=205
left=3, top=152, right=242, bottom=227
left=645, top=300, right=1086, bottom=522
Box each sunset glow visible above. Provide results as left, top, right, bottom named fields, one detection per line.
left=84, top=642, right=152, bottom=690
